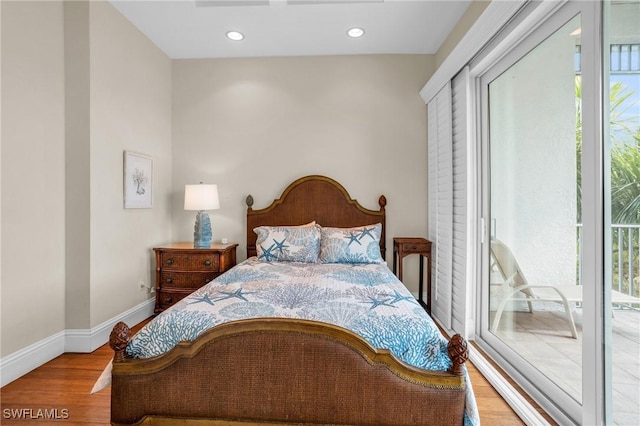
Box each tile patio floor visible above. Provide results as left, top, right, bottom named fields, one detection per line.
left=492, top=307, right=639, bottom=425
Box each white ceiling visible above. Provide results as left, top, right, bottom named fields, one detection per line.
left=109, top=0, right=471, bottom=59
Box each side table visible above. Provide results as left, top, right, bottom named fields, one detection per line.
left=393, top=237, right=432, bottom=314
left=153, top=242, right=238, bottom=313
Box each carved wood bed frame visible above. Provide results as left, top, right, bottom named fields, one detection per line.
left=246, top=175, right=387, bottom=260
left=109, top=175, right=469, bottom=426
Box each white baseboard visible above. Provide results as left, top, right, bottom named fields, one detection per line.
left=65, top=298, right=154, bottom=353
left=0, top=330, right=66, bottom=388
left=0, top=298, right=154, bottom=387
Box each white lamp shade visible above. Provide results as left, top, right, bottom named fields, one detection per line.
left=184, top=184, right=220, bottom=211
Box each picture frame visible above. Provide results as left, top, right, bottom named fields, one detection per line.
left=123, top=151, right=153, bottom=208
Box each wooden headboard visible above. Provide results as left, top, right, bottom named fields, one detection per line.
left=246, top=175, right=387, bottom=260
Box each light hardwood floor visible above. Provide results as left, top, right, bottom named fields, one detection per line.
left=1, top=318, right=527, bottom=425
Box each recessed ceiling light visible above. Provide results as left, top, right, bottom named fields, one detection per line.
left=347, top=27, right=365, bottom=38
left=226, top=31, right=244, bottom=41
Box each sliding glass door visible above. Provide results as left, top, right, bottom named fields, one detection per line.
left=475, top=1, right=640, bottom=423
left=604, top=2, right=640, bottom=424
left=483, top=11, right=585, bottom=419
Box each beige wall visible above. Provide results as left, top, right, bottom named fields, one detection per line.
left=0, top=0, right=4, bottom=359
left=88, top=1, right=172, bottom=327
left=172, top=55, right=435, bottom=292
left=1, top=0, right=172, bottom=357
left=436, top=0, right=491, bottom=68
left=1, top=2, right=437, bottom=362
left=1, top=1, right=66, bottom=355
left=65, top=0, right=91, bottom=330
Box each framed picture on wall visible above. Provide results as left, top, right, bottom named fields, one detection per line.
left=123, top=151, right=153, bottom=208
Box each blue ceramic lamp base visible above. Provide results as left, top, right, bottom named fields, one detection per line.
left=193, top=210, right=213, bottom=248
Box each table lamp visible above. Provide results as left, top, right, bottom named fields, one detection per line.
left=184, top=183, right=220, bottom=248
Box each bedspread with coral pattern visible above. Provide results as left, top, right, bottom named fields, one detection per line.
left=126, top=258, right=479, bottom=426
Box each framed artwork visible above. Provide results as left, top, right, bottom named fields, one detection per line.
left=123, top=151, right=153, bottom=208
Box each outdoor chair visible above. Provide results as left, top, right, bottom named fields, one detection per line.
left=490, top=240, right=640, bottom=339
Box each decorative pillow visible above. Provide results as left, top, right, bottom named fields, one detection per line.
left=254, top=222, right=320, bottom=263
left=319, top=223, right=384, bottom=264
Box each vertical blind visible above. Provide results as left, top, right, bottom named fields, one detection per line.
left=428, top=82, right=453, bottom=329
left=428, top=68, right=471, bottom=336
left=451, top=68, right=471, bottom=336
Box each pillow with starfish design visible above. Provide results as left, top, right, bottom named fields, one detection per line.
left=254, top=222, right=320, bottom=263
left=318, top=223, right=383, bottom=264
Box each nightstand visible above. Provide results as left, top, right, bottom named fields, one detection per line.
left=392, top=238, right=432, bottom=314
left=153, top=242, right=238, bottom=313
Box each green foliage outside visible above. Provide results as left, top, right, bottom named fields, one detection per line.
left=575, top=77, right=640, bottom=297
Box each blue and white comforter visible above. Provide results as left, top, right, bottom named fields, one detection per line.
left=127, top=258, right=479, bottom=425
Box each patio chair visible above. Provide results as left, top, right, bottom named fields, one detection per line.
left=490, top=240, right=640, bottom=339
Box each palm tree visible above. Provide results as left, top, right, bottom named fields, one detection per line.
left=575, top=76, right=640, bottom=224
left=611, top=143, right=640, bottom=224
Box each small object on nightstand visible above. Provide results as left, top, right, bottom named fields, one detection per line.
left=153, top=242, right=238, bottom=313
left=393, top=237, right=432, bottom=314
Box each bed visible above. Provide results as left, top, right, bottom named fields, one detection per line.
left=108, top=175, right=477, bottom=426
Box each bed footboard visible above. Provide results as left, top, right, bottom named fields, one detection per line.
left=109, top=319, right=468, bottom=426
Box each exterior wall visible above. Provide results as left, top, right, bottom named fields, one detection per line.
left=171, top=55, right=435, bottom=292
left=489, top=21, right=577, bottom=285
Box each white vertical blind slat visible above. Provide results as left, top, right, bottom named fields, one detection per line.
left=451, top=70, right=469, bottom=335
left=428, top=69, right=471, bottom=336
left=428, top=83, right=453, bottom=329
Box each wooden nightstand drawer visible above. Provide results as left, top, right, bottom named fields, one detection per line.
left=156, top=290, right=191, bottom=310
left=159, top=271, right=218, bottom=289
left=402, top=242, right=431, bottom=253
left=159, top=252, right=219, bottom=272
